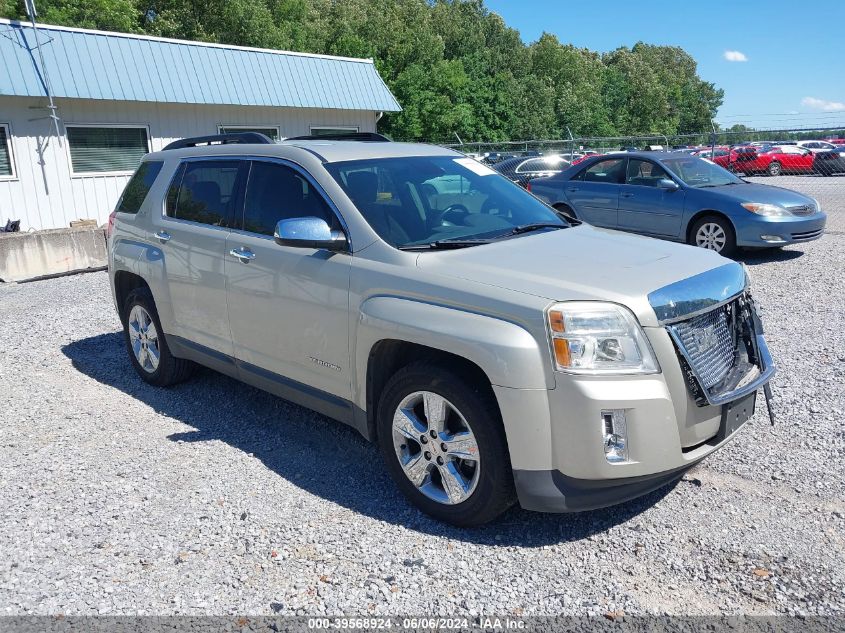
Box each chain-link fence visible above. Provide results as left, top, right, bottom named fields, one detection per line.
left=444, top=126, right=845, bottom=233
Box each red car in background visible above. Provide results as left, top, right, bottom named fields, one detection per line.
left=717, top=145, right=815, bottom=176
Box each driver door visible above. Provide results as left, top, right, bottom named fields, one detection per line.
left=225, top=158, right=353, bottom=408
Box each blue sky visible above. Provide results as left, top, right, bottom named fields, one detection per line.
left=484, top=0, right=845, bottom=130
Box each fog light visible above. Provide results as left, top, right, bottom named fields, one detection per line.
left=601, top=409, right=628, bottom=463
left=760, top=234, right=785, bottom=243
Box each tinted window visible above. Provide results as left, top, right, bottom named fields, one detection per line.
left=116, top=161, right=163, bottom=214
left=581, top=158, right=625, bottom=183
left=167, top=160, right=241, bottom=226
left=242, top=161, right=334, bottom=236
left=625, top=159, right=670, bottom=187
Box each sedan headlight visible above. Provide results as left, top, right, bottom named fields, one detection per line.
left=741, top=202, right=790, bottom=216
left=546, top=302, right=659, bottom=374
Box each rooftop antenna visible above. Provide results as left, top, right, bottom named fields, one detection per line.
left=25, top=0, right=62, bottom=145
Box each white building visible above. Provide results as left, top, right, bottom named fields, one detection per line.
left=0, top=19, right=401, bottom=231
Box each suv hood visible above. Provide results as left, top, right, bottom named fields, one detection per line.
left=416, top=225, right=732, bottom=327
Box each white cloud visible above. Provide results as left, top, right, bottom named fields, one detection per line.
left=723, top=50, right=748, bottom=62
left=801, top=96, right=845, bottom=112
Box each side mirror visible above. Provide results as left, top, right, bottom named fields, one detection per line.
left=657, top=178, right=679, bottom=191
left=274, top=217, right=348, bottom=251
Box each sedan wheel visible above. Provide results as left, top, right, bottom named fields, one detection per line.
left=768, top=161, right=782, bottom=176
left=127, top=304, right=161, bottom=373
left=695, top=222, right=727, bottom=252
left=391, top=391, right=480, bottom=505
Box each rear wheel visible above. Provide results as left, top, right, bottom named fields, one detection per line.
left=123, top=288, right=194, bottom=387
left=767, top=161, right=782, bottom=176
left=553, top=203, right=578, bottom=222
left=376, top=362, right=515, bottom=526
left=690, top=215, right=737, bottom=257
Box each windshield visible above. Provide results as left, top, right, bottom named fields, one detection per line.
left=662, top=156, right=744, bottom=188
left=326, top=155, right=565, bottom=248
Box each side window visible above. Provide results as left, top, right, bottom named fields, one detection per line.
left=116, top=161, right=163, bottom=214
left=242, top=161, right=334, bottom=237
left=583, top=158, right=625, bottom=183
left=625, top=159, right=670, bottom=187
left=516, top=158, right=547, bottom=173
left=166, top=160, right=241, bottom=226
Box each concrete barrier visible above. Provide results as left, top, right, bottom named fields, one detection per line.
left=0, top=227, right=107, bottom=283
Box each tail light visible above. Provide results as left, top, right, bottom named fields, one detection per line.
left=526, top=181, right=532, bottom=192
left=106, top=211, right=117, bottom=238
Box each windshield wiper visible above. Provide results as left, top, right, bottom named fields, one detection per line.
left=500, top=222, right=568, bottom=236
left=398, top=238, right=494, bottom=251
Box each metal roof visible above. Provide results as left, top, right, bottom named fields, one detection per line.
left=0, top=19, right=401, bottom=112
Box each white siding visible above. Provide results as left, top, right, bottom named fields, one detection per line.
left=0, top=96, right=377, bottom=230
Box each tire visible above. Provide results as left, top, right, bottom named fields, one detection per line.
left=689, top=215, right=737, bottom=258
left=122, top=287, right=194, bottom=387
left=767, top=161, right=782, bottom=176
left=553, top=203, right=578, bottom=223
left=376, top=362, right=515, bottom=526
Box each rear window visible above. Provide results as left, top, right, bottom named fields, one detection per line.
left=115, top=161, right=164, bottom=214
left=166, top=160, right=242, bottom=226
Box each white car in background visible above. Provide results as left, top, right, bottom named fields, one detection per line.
left=797, top=140, right=838, bottom=153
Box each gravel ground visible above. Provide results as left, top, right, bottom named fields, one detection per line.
left=1, top=236, right=844, bottom=618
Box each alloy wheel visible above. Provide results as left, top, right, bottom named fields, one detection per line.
left=391, top=391, right=481, bottom=505
left=695, top=223, right=727, bottom=252
left=127, top=305, right=161, bottom=373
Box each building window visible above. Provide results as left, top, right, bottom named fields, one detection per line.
left=309, top=126, right=359, bottom=137
left=0, top=124, right=15, bottom=178
left=66, top=126, right=150, bottom=175
left=218, top=126, right=280, bottom=141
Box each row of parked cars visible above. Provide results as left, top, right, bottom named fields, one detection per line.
left=694, top=141, right=845, bottom=177
left=487, top=148, right=827, bottom=257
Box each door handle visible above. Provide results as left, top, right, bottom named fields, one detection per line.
left=566, top=187, right=579, bottom=192
left=229, top=247, right=256, bottom=263
left=620, top=192, right=634, bottom=198
left=154, top=231, right=171, bottom=243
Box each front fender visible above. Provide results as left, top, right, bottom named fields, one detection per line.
left=354, top=296, right=555, bottom=470
left=355, top=296, right=551, bottom=397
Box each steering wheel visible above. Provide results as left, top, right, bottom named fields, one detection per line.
left=480, top=197, right=512, bottom=217
left=436, top=203, right=470, bottom=226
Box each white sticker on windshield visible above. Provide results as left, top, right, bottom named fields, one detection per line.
left=454, top=157, right=496, bottom=176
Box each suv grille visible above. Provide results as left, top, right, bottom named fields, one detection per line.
left=670, top=303, right=736, bottom=389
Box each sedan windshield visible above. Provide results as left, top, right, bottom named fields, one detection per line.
left=326, top=156, right=566, bottom=249
left=662, top=156, right=744, bottom=188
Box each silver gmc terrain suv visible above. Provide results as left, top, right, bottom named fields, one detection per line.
left=108, top=132, right=775, bottom=526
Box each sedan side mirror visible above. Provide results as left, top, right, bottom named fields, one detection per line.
left=657, top=178, right=680, bottom=191
left=274, top=217, right=348, bottom=251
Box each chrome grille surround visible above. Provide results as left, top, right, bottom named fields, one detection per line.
left=669, top=303, right=736, bottom=389
left=649, top=263, right=776, bottom=406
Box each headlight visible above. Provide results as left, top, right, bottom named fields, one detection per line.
left=741, top=202, right=790, bottom=216
left=839, top=152, right=845, bottom=158
left=546, top=302, right=659, bottom=374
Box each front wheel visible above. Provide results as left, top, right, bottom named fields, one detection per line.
left=767, top=161, right=782, bottom=176
left=690, top=215, right=737, bottom=257
left=377, top=363, right=515, bottom=526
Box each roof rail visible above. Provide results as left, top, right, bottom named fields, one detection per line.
left=162, top=132, right=274, bottom=151
left=284, top=132, right=391, bottom=142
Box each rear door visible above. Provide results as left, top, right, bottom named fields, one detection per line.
left=617, top=159, right=686, bottom=238
left=152, top=158, right=246, bottom=356
left=563, top=157, right=625, bottom=227
left=224, top=158, right=353, bottom=408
